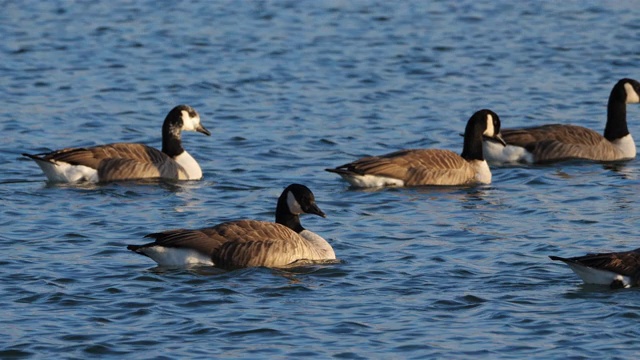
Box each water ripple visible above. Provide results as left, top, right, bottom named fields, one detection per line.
left=2, top=0, right=640, bottom=358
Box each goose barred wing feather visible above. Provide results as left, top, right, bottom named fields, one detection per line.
left=525, top=139, right=622, bottom=163
left=145, top=220, right=320, bottom=269
left=36, top=147, right=102, bottom=168
left=502, top=125, right=605, bottom=146
left=502, top=125, right=623, bottom=162
left=143, top=228, right=228, bottom=258
left=97, top=157, right=187, bottom=181
left=215, top=237, right=312, bottom=269
left=336, top=149, right=475, bottom=186
left=41, top=143, right=189, bottom=181
left=42, top=143, right=166, bottom=165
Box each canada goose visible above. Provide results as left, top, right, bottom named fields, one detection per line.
left=127, top=184, right=335, bottom=269
left=325, top=109, right=506, bottom=188
left=549, top=247, right=640, bottom=289
left=22, top=105, right=210, bottom=183
left=484, top=78, right=640, bottom=164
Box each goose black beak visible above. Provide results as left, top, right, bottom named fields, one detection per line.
left=197, top=124, right=211, bottom=136
left=306, top=203, right=327, bottom=218
left=484, top=134, right=507, bottom=147
left=494, top=133, right=507, bottom=147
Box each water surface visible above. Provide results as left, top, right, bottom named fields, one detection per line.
left=2, top=1, right=640, bottom=358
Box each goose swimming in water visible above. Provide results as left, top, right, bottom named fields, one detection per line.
left=127, top=184, right=336, bottom=269
left=23, top=104, right=210, bottom=183
left=325, top=109, right=506, bottom=188
left=550, top=247, right=640, bottom=289
left=484, top=78, right=640, bottom=164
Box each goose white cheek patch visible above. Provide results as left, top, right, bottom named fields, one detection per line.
left=484, top=114, right=495, bottom=137
left=180, top=110, right=201, bottom=131
left=287, top=191, right=304, bottom=214
left=625, top=83, right=640, bottom=103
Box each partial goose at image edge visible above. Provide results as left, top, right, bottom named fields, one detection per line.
left=484, top=78, right=640, bottom=165
left=549, top=247, right=640, bottom=289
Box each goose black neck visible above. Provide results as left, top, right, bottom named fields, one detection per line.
left=275, top=194, right=305, bottom=233
left=161, top=123, right=184, bottom=157
left=460, top=122, right=484, bottom=161
left=604, top=85, right=629, bottom=141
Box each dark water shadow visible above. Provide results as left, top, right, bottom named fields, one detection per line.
left=32, top=178, right=215, bottom=193
left=562, top=282, right=639, bottom=298
left=143, top=259, right=345, bottom=279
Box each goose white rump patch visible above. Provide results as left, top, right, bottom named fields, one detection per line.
left=35, top=160, right=99, bottom=183
left=565, top=262, right=632, bottom=287
left=337, top=173, right=404, bottom=188
left=139, top=246, right=213, bottom=267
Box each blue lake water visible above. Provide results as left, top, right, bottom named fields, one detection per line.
left=2, top=1, right=640, bottom=358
